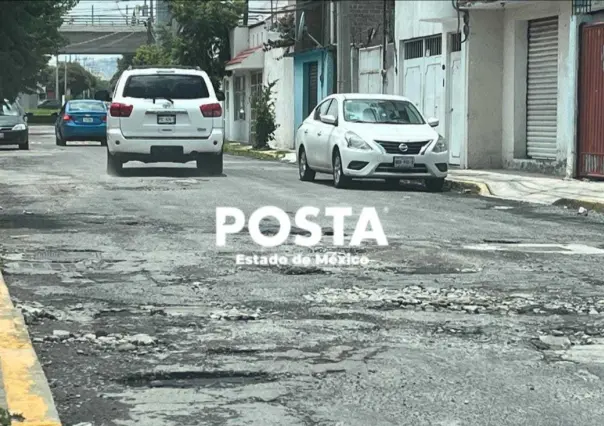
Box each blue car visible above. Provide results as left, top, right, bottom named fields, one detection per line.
left=55, top=100, right=107, bottom=146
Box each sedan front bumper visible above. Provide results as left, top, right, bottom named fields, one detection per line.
left=341, top=148, right=448, bottom=179
left=0, top=129, right=28, bottom=145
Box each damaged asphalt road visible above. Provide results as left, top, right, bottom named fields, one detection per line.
left=2, top=135, right=604, bottom=425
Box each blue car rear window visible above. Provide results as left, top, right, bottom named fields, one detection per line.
left=69, top=102, right=106, bottom=112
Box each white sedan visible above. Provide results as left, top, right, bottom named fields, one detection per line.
left=294, top=94, right=448, bottom=191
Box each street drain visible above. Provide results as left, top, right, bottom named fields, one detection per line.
left=117, top=370, right=277, bottom=389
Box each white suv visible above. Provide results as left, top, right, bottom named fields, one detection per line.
left=106, top=66, right=224, bottom=175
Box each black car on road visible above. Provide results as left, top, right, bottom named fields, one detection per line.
left=0, top=99, right=29, bottom=150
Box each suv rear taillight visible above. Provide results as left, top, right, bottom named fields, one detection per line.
left=200, top=103, right=222, bottom=117
left=109, top=102, right=133, bottom=117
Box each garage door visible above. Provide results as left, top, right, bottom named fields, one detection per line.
left=526, top=16, right=559, bottom=160
left=402, top=35, right=442, bottom=131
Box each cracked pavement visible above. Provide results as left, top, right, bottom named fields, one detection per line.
left=2, top=131, right=604, bottom=425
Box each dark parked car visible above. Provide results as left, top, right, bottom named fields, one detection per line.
left=0, top=99, right=29, bottom=150
left=37, top=99, right=62, bottom=109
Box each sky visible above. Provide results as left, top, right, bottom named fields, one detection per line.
left=50, top=0, right=290, bottom=65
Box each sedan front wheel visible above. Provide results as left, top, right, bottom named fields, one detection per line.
left=332, top=150, right=351, bottom=189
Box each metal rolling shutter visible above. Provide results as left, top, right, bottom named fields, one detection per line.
left=526, top=16, right=559, bottom=159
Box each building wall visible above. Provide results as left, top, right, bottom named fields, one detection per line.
left=465, top=10, right=504, bottom=169
left=349, top=0, right=395, bottom=47
left=500, top=1, right=573, bottom=175
left=293, top=48, right=335, bottom=131
left=263, top=47, right=295, bottom=149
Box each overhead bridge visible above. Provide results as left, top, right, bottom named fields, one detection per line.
left=59, top=15, right=148, bottom=55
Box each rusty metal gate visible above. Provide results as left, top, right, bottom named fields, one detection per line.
left=578, top=22, right=604, bottom=177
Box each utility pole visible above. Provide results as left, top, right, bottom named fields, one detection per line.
left=63, top=56, right=67, bottom=103
left=147, top=0, right=154, bottom=44
left=381, top=0, right=387, bottom=94
left=243, top=0, right=249, bottom=25
left=55, top=54, right=59, bottom=101
left=336, top=0, right=351, bottom=92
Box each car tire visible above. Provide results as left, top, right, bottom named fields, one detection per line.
left=197, top=151, right=223, bottom=176
left=425, top=177, right=445, bottom=192
left=100, top=138, right=107, bottom=147
left=56, top=132, right=66, bottom=146
left=298, top=147, right=315, bottom=181
left=106, top=149, right=123, bottom=176
left=19, top=140, right=29, bottom=150
left=332, top=150, right=351, bottom=189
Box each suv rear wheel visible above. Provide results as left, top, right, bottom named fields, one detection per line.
left=196, top=151, right=223, bottom=176
left=106, top=150, right=123, bottom=175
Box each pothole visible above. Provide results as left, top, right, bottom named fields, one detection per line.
left=304, top=286, right=604, bottom=316
left=116, top=370, right=277, bottom=389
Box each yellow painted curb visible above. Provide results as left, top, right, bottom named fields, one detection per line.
left=552, top=197, right=604, bottom=213
left=0, top=273, right=61, bottom=426
left=447, top=178, right=492, bottom=196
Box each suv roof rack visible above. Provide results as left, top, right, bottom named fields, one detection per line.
left=127, top=65, right=201, bottom=70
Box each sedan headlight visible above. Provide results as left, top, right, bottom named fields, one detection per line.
left=344, top=132, right=372, bottom=151
left=12, top=123, right=26, bottom=131
left=432, top=135, right=447, bottom=153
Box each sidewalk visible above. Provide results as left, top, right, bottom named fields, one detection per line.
left=0, top=272, right=61, bottom=425
left=448, top=169, right=604, bottom=211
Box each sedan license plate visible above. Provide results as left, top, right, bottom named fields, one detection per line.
left=83, top=117, right=93, bottom=123
left=394, top=156, right=414, bottom=168
left=157, top=115, right=176, bottom=125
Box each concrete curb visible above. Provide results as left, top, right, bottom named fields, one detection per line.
left=224, top=143, right=291, bottom=162
left=446, top=179, right=492, bottom=196
left=552, top=197, right=604, bottom=213
left=0, top=272, right=61, bottom=426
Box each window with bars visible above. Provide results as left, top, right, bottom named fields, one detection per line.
left=450, top=33, right=462, bottom=52
left=404, top=35, right=443, bottom=59
left=425, top=36, right=442, bottom=56
left=404, top=39, right=423, bottom=59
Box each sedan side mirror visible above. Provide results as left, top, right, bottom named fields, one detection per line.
left=427, top=117, right=439, bottom=127
left=320, top=114, right=337, bottom=125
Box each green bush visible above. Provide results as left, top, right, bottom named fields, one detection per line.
left=0, top=407, right=9, bottom=426
left=250, top=80, right=278, bottom=150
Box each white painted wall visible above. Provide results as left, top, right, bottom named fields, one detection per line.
left=501, top=0, right=572, bottom=175
left=464, top=10, right=504, bottom=169
left=263, top=47, right=294, bottom=150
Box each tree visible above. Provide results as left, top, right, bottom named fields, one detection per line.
left=0, top=0, right=79, bottom=102
left=38, top=63, right=99, bottom=98
left=132, top=44, right=173, bottom=66
left=109, top=54, right=135, bottom=88
left=166, top=0, right=245, bottom=90
left=250, top=81, right=279, bottom=150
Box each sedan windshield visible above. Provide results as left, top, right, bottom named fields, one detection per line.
left=343, top=99, right=425, bottom=124
left=1, top=101, right=20, bottom=116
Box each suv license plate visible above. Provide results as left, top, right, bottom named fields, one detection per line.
left=394, top=156, right=414, bottom=168
left=158, top=115, right=176, bottom=125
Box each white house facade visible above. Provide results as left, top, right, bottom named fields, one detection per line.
left=224, top=19, right=295, bottom=150
left=394, top=0, right=580, bottom=178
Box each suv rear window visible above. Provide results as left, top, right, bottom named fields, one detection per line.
left=123, top=75, right=210, bottom=99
